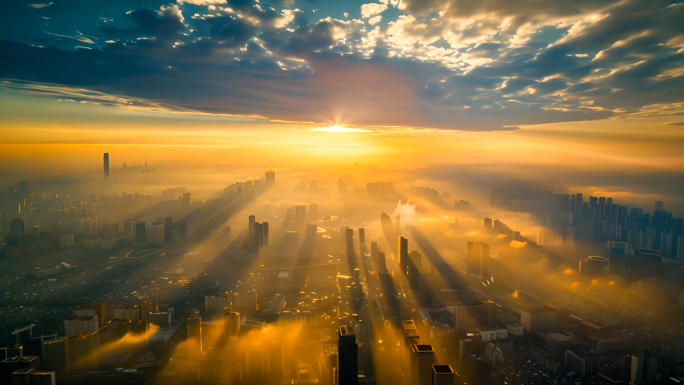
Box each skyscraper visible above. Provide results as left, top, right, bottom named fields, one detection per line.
left=338, top=326, right=358, bottom=385
left=249, top=215, right=255, bottom=239
left=164, top=217, right=173, bottom=243
left=224, top=308, right=240, bottom=356
left=466, top=241, right=489, bottom=276
left=265, top=170, right=275, bottom=189
left=411, top=344, right=435, bottom=385
left=432, top=365, right=455, bottom=385
left=399, top=236, right=409, bottom=274
left=103, top=153, right=109, bottom=179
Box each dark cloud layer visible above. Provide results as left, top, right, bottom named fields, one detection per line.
left=0, top=0, right=683, bottom=130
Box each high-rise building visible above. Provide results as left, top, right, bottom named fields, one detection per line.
left=164, top=217, right=173, bottom=243
left=41, top=337, right=67, bottom=372
left=186, top=316, right=202, bottom=355
left=346, top=229, right=356, bottom=269
left=295, top=205, right=306, bottom=226
left=310, top=203, right=319, bottom=221
left=655, top=201, right=664, bottom=212
left=466, top=241, right=489, bottom=276
left=459, top=338, right=475, bottom=375
left=11, top=219, right=25, bottom=238
left=10, top=367, right=56, bottom=385
left=631, top=353, right=658, bottom=384
left=377, top=251, right=387, bottom=272
left=358, top=228, right=366, bottom=253
left=249, top=215, right=256, bottom=239
left=411, top=344, right=435, bottom=385
left=182, top=193, right=191, bottom=209
left=454, top=299, right=496, bottom=333
left=338, top=326, right=358, bottom=385
left=265, top=170, right=275, bottom=189
left=432, top=364, right=455, bottom=385
left=64, top=331, right=99, bottom=371
left=64, top=316, right=98, bottom=336
left=0, top=356, right=40, bottom=384
left=224, top=308, right=240, bottom=356
left=399, top=237, right=409, bottom=274
left=205, top=295, right=232, bottom=319
left=146, top=221, right=165, bottom=245
left=521, top=307, right=556, bottom=332
left=565, top=349, right=592, bottom=378
left=148, top=312, right=171, bottom=328
left=103, top=153, right=109, bottom=179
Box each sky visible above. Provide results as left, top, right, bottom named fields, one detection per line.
left=0, top=0, right=683, bottom=209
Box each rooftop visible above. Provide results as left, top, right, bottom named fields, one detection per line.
left=433, top=365, right=454, bottom=374
left=414, top=344, right=434, bottom=352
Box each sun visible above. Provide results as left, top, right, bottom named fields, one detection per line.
left=309, top=124, right=372, bottom=133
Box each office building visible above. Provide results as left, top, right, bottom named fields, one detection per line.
left=41, top=337, right=67, bottom=372
left=64, top=331, right=98, bottom=371
left=64, top=316, right=98, bottom=336
left=164, top=217, right=173, bottom=243
left=399, top=236, right=409, bottom=274
left=466, top=241, right=489, bottom=276
left=631, top=354, right=658, bottom=384
left=265, top=170, right=275, bottom=189
left=11, top=368, right=56, bottom=385
left=103, top=153, right=109, bottom=179
left=224, top=308, right=240, bottom=355
left=521, top=307, right=557, bottom=332
left=565, top=349, right=593, bottom=378
left=338, top=326, right=358, bottom=385
left=113, top=306, right=140, bottom=320
left=0, top=356, right=40, bottom=384
left=454, top=299, right=496, bottom=333
left=377, top=251, right=387, bottom=272
left=146, top=220, right=165, bottom=245
left=249, top=215, right=255, bottom=239
left=148, top=312, right=171, bottom=328
left=205, top=295, right=232, bottom=319
left=655, top=201, right=664, bottom=212
left=11, top=219, right=25, bottom=245
left=310, top=203, right=319, bottom=221
left=411, top=344, right=435, bottom=385
left=140, top=301, right=158, bottom=320
left=186, top=316, right=202, bottom=355
left=432, top=365, right=455, bottom=385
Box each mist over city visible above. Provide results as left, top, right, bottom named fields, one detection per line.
left=1, top=0, right=684, bottom=385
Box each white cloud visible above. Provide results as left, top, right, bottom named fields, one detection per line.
left=361, top=3, right=388, bottom=18
left=28, top=2, right=53, bottom=9
left=177, top=0, right=226, bottom=5
left=368, top=15, right=382, bottom=25
left=44, top=32, right=95, bottom=44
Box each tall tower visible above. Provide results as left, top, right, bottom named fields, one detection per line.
left=399, top=236, right=409, bottom=274
left=411, top=344, right=435, bottom=385
left=466, top=241, right=489, bottom=276
left=338, top=326, right=358, bottom=385
left=103, top=153, right=110, bottom=179
left=224, top=308, right=240, bottom=356
left=249, top=215, right=256, bottom=239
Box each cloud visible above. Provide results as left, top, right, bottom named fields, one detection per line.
left=44, top=32, right=95, bottom=44
left=28, top=2, right=53, bottom=9
left=177, top=0, right=226, bottom=4
left=1, top=0, right=684, bottom=131
left=360, top=3, right=388, bottom=18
